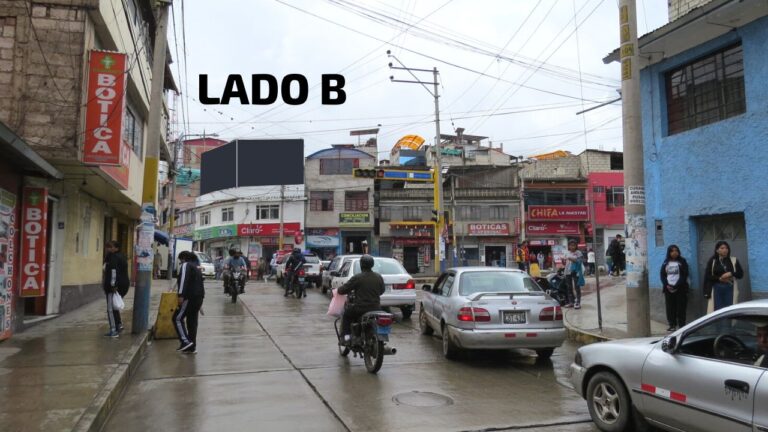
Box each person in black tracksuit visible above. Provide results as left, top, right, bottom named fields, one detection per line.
left=103, top=240, right=130, bottom=337
left=283, top=248, right=307, bottom=297
left=174, top=251, right=205, bottom=353
left=659, top=244, right=689, bottom=332
left=338, top=255, right=385, bottom=343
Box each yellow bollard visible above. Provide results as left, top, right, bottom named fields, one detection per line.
left=153, top=292, right=179, bottom=339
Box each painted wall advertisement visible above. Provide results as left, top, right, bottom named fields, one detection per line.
left=0, top=188, right=17, bottom=340
left=19, top=187, right=48, bottom=298
left=306, top=228, right=340, bottom=247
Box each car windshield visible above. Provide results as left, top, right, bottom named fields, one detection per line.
left=303, top=255, right=320, bottom=263
left=196, top=252, right=212, bottom=263
left=353, top=259, right=407, bottom=275
left=458, top=271, right=542, bottom=296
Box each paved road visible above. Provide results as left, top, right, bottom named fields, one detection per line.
left=105, top=280, right=598, bottom=432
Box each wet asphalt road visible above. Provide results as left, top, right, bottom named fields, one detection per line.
left=105, top=280, right=598, bottom=432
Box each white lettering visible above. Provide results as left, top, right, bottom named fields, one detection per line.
left=94, top=127, right=113, bottom=140
left=97, top=73, right=116, bottom=87
left=96, top=99, right=113, bottom=113
left=92, top=141, right=113, bottom=154
left=24, top=263, right=39, bottom=276
left=27, top=208, right=42, bottom=220
left=95, top=87, right=116, bottom=100
left=25, top=220, right=41, bottom=235
left=22, top=275, right=40, bottom=291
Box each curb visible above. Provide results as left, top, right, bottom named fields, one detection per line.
left=72, top=331, right=150, bottom=432
left=564, top=323, right=612, bottom=344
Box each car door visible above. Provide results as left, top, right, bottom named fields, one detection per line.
left=423, top=274, right=446, bottom=326
left=640, top=312, right=767, bottom=432
left=325, top=257, right=341, bottom=287
left=754, top=372, right=768, bottom=432
left=332, top=261, right=352, bottom=291
left=432, top=273, right=456, bottom=327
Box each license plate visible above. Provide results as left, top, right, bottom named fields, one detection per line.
left=377, top=326, right=391, bottom=335
left=385, top=284, right=393, bottom=291
left=503, top=311, right=526, bottom=324
left=299, top=277, right=305, bottom=283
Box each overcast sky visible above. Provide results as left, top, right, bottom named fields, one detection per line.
left=170, top=0, right=669, bottom=160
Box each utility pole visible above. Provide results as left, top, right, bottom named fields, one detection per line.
left=134, top=1, right=170, bottom=335
left=450, top=175, right=458, bottom=267
left=619, top=0, right=650, bottom=337
left=278, top=185, right=285, bottom=250
left=589, top=185, right=603, bottom=331
left=388, top=53, right=444, bottom=274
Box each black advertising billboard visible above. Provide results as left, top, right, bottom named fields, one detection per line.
left=200, top=139, right=304, bottom=195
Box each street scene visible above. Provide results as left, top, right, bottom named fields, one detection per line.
left=1, top=0, right=767, bottom=431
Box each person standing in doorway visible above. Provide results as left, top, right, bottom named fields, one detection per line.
left=704, top=241, right=744, bottom=312
left=587, top=249, right=596, bottom=276
left=562, top=240, right=585, bottom=309
left=174, top=251, right=205, bottom=353
left=660, top=245, right=689, bottom=331
left=537, top=251, right=545, bottom=272
left=103, top=240, right=129, bottom=337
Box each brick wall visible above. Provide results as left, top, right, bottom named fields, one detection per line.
left=0, top=1, right=87, bottom=161
left=668, top=0, right=714, bottom=21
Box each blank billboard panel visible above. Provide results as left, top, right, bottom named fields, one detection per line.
left=200, top=143, right=237, bottom=195
left=238, top=139, right=303, bottom=187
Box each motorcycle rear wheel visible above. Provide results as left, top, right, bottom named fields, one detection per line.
left=230, top=285, right=238, bottom=304
left=364, top=337, right=384, bottom=374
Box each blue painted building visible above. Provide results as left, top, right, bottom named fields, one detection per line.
left=606, top=1, right=768, bottom=322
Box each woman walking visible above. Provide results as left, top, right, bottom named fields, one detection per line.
left=704, top=241, right=744, bottom=312
left=659, top=245, right=689, bottom=331
left=563, top=240, right=585, bottom=309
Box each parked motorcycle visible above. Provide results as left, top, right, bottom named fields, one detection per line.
left=544, top=268, right=568, bottom=306
left=333, top=297, right=397, bottom=374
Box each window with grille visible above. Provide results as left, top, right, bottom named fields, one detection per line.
left=221, top=207, right=234, bottom=222
left=122, top=102, right=144, bottom=157
left=458, top=205, right=481, bottom=221
left=403, top=206, right=424, bottom=221
left=345, top=191, right=368, bottom=211
left=606, top=187, right=625, bottom=207
left=489, top=206, right=509, bottom=220
left=379, top=206, right=392, bottom=221
left=666, top=43, right=745, bottom=135
left=256, top=205, right=279, bottom=220
left=200, top=211, right=210, bottom=226
left=310, top=191, right=334, bottom=211
left=320, top=158, right=360, bottom=175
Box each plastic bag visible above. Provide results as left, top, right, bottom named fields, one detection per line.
left=327, top=288, right=347, bottom=317
left=112, top=293, right=125, bottom=311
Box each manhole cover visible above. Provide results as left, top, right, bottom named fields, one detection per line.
left=392, top=391, right=454, bottom=407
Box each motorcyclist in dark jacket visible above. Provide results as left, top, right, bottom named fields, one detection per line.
left=283, top=248, right=307, bottom=297
left=338, top=255, right=385, bottom=343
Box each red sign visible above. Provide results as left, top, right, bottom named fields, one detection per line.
left=528, top=205, right=589, bottom=221
left=294, top=233, right=304, bottom=245
left=237, top=223, right=301, bottom=237
left=83, top=51, right=127, bottom=165
left=100, top=140, right=131, bottom=189
left=19, top=187, right=48, bottom=297
left=526, top=222, right=580, bottom=235
left=467, top=223, right=510, bottom=236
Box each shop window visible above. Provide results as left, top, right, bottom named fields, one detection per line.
left=345, top=191, right=368, bottom=211
left=320, top=158, right=359, bottom=175
left=200, top=211, right=210, bottom=226
left=221, top=207, right=234, bottom=222
left=666, top=43, right=745, bottom=135
left=310, top=191, right=334, bottom=211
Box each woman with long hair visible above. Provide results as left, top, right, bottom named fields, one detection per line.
left=703, top=241, right=744, bottom=312
left=660, top=245, right=689, bottom=331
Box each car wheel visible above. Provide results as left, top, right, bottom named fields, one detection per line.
left=441, top=323, right=460, bottom=360
left=586, top=372, right=632, bottom=432
left=419, top=306, right=433, bottom=336
left=400, top=305, right=413, bottom=320
left=535, top=348, right=554, bottom=360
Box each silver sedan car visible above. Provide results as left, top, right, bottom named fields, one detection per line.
left=570, top=299, right=768, bottom=432
left=419, top=267, right=566, bottom=360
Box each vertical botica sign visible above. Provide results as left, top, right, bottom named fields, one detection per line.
left=19, top=187, right=48, bottom=297
left=82, top=50, right=127, bottom=166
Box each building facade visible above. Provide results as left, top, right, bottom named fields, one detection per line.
left=304, top=145, right=376, bottom=259
left=0, top=0, right=174, bottom=336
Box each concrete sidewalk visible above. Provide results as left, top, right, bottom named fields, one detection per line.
left=0, top=284, right=164, bottom=432
left=564, top=275, right=668, bottom=343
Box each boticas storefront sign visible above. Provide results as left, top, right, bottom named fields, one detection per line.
left=19, top=187, right=48, bottom=297
left=467, top=223, right=510, bottom=236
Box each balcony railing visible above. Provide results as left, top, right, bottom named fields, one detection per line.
left=379, top=188, right=519, bottom=200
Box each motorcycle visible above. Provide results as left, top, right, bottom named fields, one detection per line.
left=227, top=270, right=243, bottom=304
left=539, top=268, right=568, bottom=306
left=333, top=295, right=397, bottom=374
left=292, top=267, right=307, bottom=299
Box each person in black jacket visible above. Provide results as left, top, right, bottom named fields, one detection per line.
left=174, top=251, right=206, bottom=353
left=338, top=255, right=385, bottom=344
left=703, top=240, right=744, bottom=311
left=103, top=240, right=130, bottom=337
left=283, top=248, right=306, bottom=297
left=659, top=245, right=689, bottom=332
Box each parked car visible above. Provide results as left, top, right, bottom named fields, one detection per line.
left=419, top=267, right=566, bottom=360
left=320, top=260, right=331, bottom=271
left=301, top=253, right=322, bottom=288
left=570, top=299, right=768, bottom=432
left=194, top=251, right=215, bottom=278
left=322, top=254, right=361, bottom=294
left=330, top=257, right=416, bottom=319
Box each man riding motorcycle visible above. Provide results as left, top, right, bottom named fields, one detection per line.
left=223, top=249, right=247, bottom=295
left=283, top=248, right=307, bottom=297
left=338, top=255, right=385, bottom=345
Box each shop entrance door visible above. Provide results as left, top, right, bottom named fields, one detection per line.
left=695, top=214, right=751, bottom=305
left=485, top=246, right=506, bottom=267
left=344, top=235, right=369, bottom=254
left=403, top=247, right=419, bottom=274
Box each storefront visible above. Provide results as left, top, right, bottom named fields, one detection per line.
left=196, top=222, right=302, bottom=266
left=465, top=223, right=516, bottom=267
left=306, top=228, right=340, bottom=260
left=339, top=212, right=372, bottom=255
left=389, top=223, right=434, bottom=275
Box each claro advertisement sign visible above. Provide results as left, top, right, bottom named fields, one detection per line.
left=19, top=187, right=48, bottom=298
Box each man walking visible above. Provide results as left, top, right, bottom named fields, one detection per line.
left=173, top=251, right=205, bottom=353
left=103, top=240, right=129, bottom=337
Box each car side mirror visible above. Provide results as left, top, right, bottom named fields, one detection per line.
left=330, top=271, right=339, bottom=277
left=422, top=284, right=432, bottom=292
left=661, top=336, right=677, bottom=353
left=432, top=287, right=441, bottom=294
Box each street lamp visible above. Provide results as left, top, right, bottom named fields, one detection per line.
left=167, top=132, right=219, bottom=290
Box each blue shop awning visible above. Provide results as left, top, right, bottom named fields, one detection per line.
left=154, top=229, right=170, bottom=245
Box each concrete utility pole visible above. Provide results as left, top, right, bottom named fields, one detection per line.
left=619, top=0, right=650, bottom=337
left=134, top=1, right=170, bottom=335
left=588, top=186, right=603, bottom=331
left=279, top=185, right=285, bottom=250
